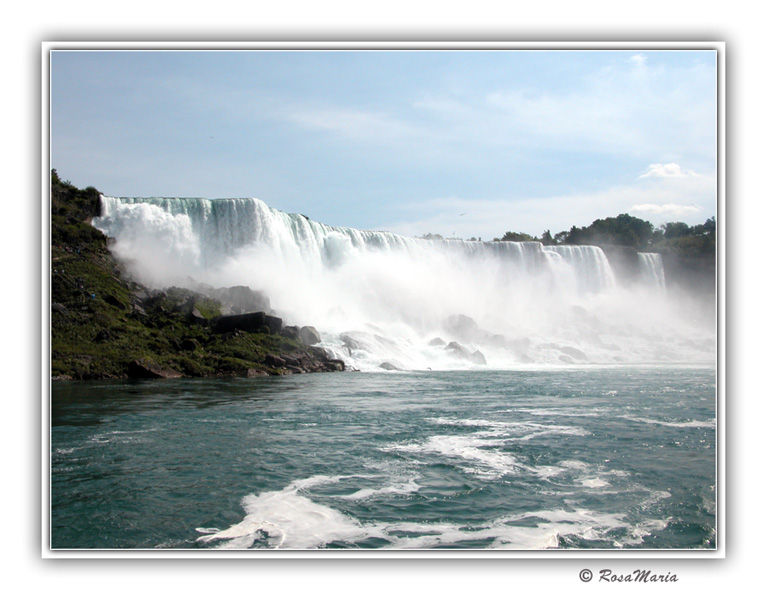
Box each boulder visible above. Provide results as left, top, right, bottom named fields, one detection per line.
left=444, top=341, right=486, bottom=365
left=265, top=354, right=286, bottom=368
left=127, top=359, right=183, bottom=379
left=299, top=326, right=322, bottom=345
left=189, top=307, right=208, bottom=326
left=208, top=285, right=270, bottom=315
left=246, top=369, right=269, bottom=377
left=445, top=341, right=472, bottom=360
left=470, top=350, right=487, bottom=365
left=378, top=361, right=403, bottom=371
left=322, top=359, right=345, bottom=372
left=280, top=325, right=300, bottom=340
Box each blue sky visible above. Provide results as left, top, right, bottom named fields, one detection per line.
left=51, top=48, right=717, bottom=240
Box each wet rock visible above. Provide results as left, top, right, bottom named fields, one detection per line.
left=246, top=369, right=269, bottom=377
left=445, top=341, right=486, bottom=365
left=378, top=361, right=403, bottom=371
left=280, top=325, right=300, bottom=340
left=299, top=326, right=322, bottom=345
left=213, top=312, right=283, bottom=335
left=206, top=285, right=270, bottom=315
left=127, top=359, right=183, bottom=379
left=470, top=350, right=487, bottom=365
left=265, top=354, right=286, bottom=368
left=322, top=359, right=345, bottom=371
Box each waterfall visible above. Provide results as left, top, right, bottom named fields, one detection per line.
left=93, top=196, right=713, bottom=369
left=638, top=252, right=666, bottom=290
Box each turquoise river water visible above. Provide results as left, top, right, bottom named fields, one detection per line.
left=50, top=366, right=716, bottom=551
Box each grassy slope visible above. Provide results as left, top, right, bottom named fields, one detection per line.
left=50, top=172, right=335, bottom=380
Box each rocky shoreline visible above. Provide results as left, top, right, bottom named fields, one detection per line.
left=50, top=172, right=344, bottom=381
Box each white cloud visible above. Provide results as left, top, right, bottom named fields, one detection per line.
left=278, top=53, right=716, bottom=169
left=638, top=163, right=700, bottom=179
left=381, top=169, right=716, bottom=241
left=630, top=53, right=648, bottom=68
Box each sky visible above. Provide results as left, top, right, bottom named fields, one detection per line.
left=50, top=47, right=718, bottom=241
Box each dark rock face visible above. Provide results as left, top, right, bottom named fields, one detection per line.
left=213, top=312, right=283, bottom=335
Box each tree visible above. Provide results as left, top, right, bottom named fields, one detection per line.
left=662, top=222, right=692, bottom=239
left=540, top=230, right=555, bottom=245
left=498, top=231, right=537, bottom=242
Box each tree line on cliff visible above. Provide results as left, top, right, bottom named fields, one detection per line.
left=494, top=212, right=716, bottom=258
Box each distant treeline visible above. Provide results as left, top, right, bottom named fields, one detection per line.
left=425, top=213, right=716, bottom=259
left=495, top=213, right=715, bottom=257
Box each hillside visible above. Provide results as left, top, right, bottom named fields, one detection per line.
left=50, top=171, right=344, bottom=380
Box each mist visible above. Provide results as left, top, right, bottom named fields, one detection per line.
left=93, top=196, right=715, bottom=371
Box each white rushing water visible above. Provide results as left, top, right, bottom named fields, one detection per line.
left=93, top=196, right=715, bottom=370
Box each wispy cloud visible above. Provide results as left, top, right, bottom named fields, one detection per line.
left=277, top=53, right=716, bottom=167
left=381, top=166, right=716, bottom=241
left=283, top=107, right=421, bottom=143
left=638, top=163, right=701, bottom=179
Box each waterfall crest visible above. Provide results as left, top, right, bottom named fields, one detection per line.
left=93, top=196, right=713, bottom=370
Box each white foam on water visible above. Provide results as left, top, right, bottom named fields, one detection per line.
left=513, top=407, right=609, bottom=418
left=579, top=477, right=610, bottom=488
left=196, top=475, right=371, bottom=549
left=622, top=416, right=716, bottom=428
left=386, top=435, right=525, bottom=479
left=196, top=473, right=673, bottom=550
left=428, top=416, right=589, bottom=441
left=341, top=478, right=422, bottom=501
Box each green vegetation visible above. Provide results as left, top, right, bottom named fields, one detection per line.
left=497, top=231, right=537, bottom=242
left=50, top=171, right=337, bottom=381
left=493, top=212, right=716, bottom=258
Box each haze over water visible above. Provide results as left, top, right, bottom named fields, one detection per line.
left=93, top=195, right=715, bottom=372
